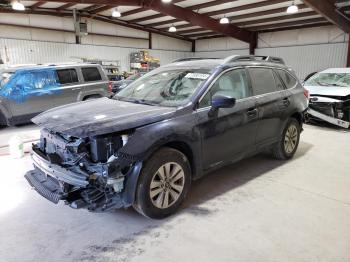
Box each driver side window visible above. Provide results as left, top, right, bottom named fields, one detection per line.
left=199, top=68, right=250, bottom=108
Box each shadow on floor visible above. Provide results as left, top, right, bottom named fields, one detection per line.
left=116, top=141, right=313, bottom=219
left=72, top=142, right=313, bottom=262
left=181, top=141, right=313, bottom=215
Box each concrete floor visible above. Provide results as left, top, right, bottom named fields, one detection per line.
left=0, top=124, right=349, bottom=262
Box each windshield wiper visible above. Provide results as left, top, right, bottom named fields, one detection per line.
left=115, top=96, right=159, bottom=106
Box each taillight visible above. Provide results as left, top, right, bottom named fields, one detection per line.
left=108, top=81, right=113, bottom=93
left=303, top=88, right=310, bottom=99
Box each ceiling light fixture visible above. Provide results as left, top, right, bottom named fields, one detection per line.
left=162, top=0, right=172, bottom=3
left=220, top=17, right=229, bottom=24
left=11, top=1, right=25, bottom=11
left=169, top=25, right=177, bottom=32
left=286, top=2, right=299, bottom=14
left=112, top=8, right=121, bottom=18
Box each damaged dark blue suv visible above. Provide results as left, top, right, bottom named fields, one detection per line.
left=25, top=55, right=308, bottom=219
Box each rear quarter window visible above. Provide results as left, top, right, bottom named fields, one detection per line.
left=81, top=67, right=102, bottom=82
left=248, top=67, right=279, bottom=95
left=277, top=69, right=297, bottom=89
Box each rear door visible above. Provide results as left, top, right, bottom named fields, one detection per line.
left=276, top=69, right=299, bottom=119
left=55, top=68, right=81, bottom=105
left=80, top=66, right=109, bottom=98
left=247, top=67, right=285, bottom=149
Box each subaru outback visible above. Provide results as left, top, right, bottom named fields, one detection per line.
left=25, top=55, right=308, bottom=219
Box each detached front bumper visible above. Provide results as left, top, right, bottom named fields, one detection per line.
left=307, top=108, right=350, bottom=128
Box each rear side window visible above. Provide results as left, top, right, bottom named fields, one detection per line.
left=56, top=69, right=78, bottom=85
left=277, top=69, right=297, bottom=89
left=81, top=67, right=102, bottom=82
left=248, top=67, right=279, bottom=95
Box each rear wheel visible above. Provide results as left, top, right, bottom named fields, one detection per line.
left=133, top=147, right=191, bottom=219
left=272, top=118, right=300, bottom=160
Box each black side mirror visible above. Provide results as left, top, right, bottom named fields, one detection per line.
left=209, top=94, right=236, bottom=116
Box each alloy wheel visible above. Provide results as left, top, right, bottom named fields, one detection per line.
left=149, top=162, right=185, bottom=209
left=284, top=124, right=298, bottom=154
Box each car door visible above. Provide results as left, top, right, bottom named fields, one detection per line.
left=276, top=69, right=299, bottom=120
left=55, top=68, right=81, bottom=105
left=6, top=69, right=63, bottom=119
left=247, top=67, right=285, bottom=150
left=195, top=68, right=259, bottom=171
left=80, top=66, right=108, bottom=98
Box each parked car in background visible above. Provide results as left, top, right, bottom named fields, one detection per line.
left=25, top=55, right=308, bottom=218
left=111, top=72, right=145, bottom=94
left=304, top=68, right=350, bottom=128
left=0, top=64, right=112, bottom=126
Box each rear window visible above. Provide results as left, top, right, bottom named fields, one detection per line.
left=56, top=69, right=78, bottom=85
left=81, top=67, right=102, bottom=82
left=277, top=69, right=297, bottom=89
left=248, top=68, right=279, bottom=95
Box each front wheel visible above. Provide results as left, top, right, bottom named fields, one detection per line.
left=272, top=118, right=301, bottom=160
left=133, top=147, right=191, bottom=219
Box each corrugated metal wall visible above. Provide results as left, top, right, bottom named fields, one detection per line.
left=256, top=42, right=348, bottom=80
left=0, top=38, right=193, bottom=71
left=195, top=26, right=349, bottom=80
left=195, top=49, right=249, bottom=58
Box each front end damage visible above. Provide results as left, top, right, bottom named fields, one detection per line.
left=306, top=95, right=350, bottom=129
left=25, top=129, right=142, bottom=212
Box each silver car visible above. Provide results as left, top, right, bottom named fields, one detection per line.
left=0, top=64, right=112, bottom=126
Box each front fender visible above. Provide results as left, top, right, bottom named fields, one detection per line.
left=118, top=113, right=203, bottom=178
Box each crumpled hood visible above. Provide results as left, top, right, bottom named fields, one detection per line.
left=32, top=97, right=176, bottom=137
left=305, top=85, right=350, bottom=97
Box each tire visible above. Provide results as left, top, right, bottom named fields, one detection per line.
left=83, top=95, right=101, bottom=101
left=133, top=147, right=191, bottom=219
left=272, top=118, right=301, bottom=160
left=0, top=111, right=8, bottom=127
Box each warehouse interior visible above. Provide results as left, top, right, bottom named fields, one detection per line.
left=0, top=0, right=350, bottom=261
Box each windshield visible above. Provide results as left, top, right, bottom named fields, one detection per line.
left=0, top=72, right=13, bottom=88
left=304, top=72, right=350, bottom=87
left=116, top=69, right=211, bottom=107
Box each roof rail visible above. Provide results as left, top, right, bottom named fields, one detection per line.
left=223, top=55, right=285, bottom=65
left=172, top=57, right=218, bottom=63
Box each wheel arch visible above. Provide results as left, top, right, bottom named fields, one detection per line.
left=290, top=111, right=304, bottom=126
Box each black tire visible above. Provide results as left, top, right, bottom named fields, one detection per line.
left=83, top=95, right=101, bottom=101
left=0, top=111, right=8, bottom=127
left=133, top=147, right=191, bottom=219
left=272, top=118, right=301, bottom=160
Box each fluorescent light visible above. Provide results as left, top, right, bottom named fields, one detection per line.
left=220, top=17, right=229, bottom=24
left=169, top=26, right=177, bottom=32
left=162, top=0, right=172, bottom=3
left=286, top=3, right=298, bottom=14
left=112, top=8, right=121, bottom=17
left=12, top=1, right=25, bottom=11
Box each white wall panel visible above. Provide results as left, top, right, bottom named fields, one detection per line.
left=196, top=37, right=249, bottom=52
left=196, top=49, right=249, bottom=58
left=258, top=25, right=348, bottom=48
left=0, top=38, right=193, bottom=71
left=151, top=33, right=192, bottom=52
left=256, top=43, right=348, bottom=80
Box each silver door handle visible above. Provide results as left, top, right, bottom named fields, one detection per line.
left=72, top=88, right=81, bottom=91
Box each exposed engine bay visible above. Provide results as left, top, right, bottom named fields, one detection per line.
left=25, top=128, right=141, bottom=212
left=307, top=94, right=350, bottom=128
